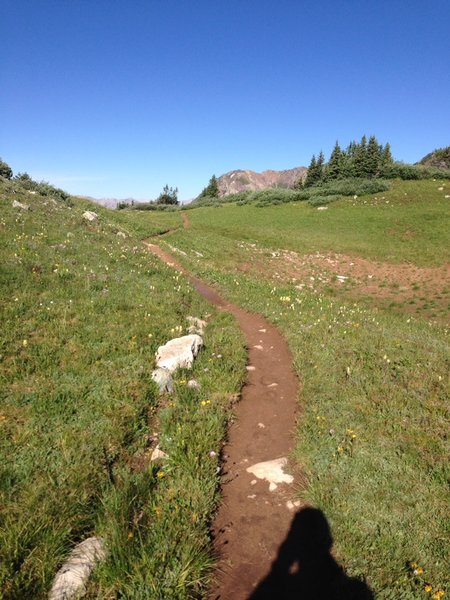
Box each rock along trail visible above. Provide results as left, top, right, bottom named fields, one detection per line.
left=144, top=229, right=300, bottom=599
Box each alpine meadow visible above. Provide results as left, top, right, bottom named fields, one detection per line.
left=1, top=141, right=449, bottom=600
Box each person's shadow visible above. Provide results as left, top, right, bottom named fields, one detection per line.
left=249, top=507, right=374, bottom=599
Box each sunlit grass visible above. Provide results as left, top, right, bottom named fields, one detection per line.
left=150, top=185, right=450, bottom=598
left=0, top=179, right=245, bottom=598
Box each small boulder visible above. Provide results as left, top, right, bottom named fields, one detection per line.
left=186, top=316, right=207, bottom=335
left=49, top=536, right=106, bottom=600
left=150, top=445, right=168, bottom=462
left=82, top=211, right=98, bottom=222
left=187, top=379, right=201, bottom=390
left=156, top=334, right=203, bottom=373
left=12, top=200, right=30, bottom=210
left=151, top=367, right=174, bottom=393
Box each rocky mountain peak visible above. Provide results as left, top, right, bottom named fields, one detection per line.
left=217, top=166, right=307, bottom=196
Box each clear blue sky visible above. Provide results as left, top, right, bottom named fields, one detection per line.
left=2, top=0, right=449, bottom=201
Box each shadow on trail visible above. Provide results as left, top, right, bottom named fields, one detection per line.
left=249, top=507, right=374, bottom=600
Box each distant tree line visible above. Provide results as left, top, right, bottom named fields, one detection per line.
left=118, top=184, right=179, bottom=210
left=301, top=135, right=394, bottom=188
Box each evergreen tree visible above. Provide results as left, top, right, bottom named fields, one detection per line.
left=325, top=141, right=344, bottom=181
left=304, top=154, right=319, bottom=187
left=380, top=143, right=394, bottom=175
left=342, top=141, right=357, bottom=177
left=366, top=135, right=382, bottom=177
left=353, top=135, right=368, bottom=177
left=157, top=184, right=179, bottom=205
left=316, top=150, right=325, bottom=182
left=198, top=174, right=219, bottom=198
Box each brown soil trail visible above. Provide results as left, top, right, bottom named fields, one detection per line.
left=143, top=239, right=300, bottom=599
left=182, top=211, right=190, bottom=229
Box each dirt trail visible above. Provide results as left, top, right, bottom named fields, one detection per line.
left=182, top=211, right=190, bottom=229
left=144, top=238, right=300, bottom=599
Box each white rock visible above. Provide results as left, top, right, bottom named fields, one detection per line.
left=187, top=379, right=201, bottom=390
left=116, top=231, right=126, bottom=238
left=49, top=537, right=106, bottom=600
left=317, top=206, right=328, bottom=211
left=186, top=316, right=207, bottom=335
left=286, top=500, right=301, bottom=511
left=150, top=445, right=168, bottom=461
left=28, top=190, right=37, bottom=195
left=253, top=345, right=263, bottom=350
left=246, top=365, right=256, bottom=371
left=246, top=457, right=294, bottom=491
left=156, top=334, right=203, bottom=373
left=151, top=367, right=174, bottom=393
left=12, top=200, right=30, bottom=210
left=82, top=211, right=98, bottom=222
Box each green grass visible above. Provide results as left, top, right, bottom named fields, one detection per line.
left=182, top=180, right=450, bottom=266
left=0, top=179, right=245, bottom=598
left=2, top=175, right=449, bottom=598
left=144, top=184, right=450, bottom=599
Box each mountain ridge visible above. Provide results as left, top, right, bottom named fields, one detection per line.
left=217, top=166, right=307, bottom=196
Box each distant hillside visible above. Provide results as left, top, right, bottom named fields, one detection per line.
left=217, top=166, right=307, bottom=196
left=418, top=146, right=450, bottom=170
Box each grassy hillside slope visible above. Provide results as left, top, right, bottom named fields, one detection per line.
left=0, top=179, right=245, bottom=598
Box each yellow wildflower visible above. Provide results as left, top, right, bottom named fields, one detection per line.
left=414, top=567, right=424, bottom=575
left=127, top=531, right=134, bottom=540
left=432, top=591, right=445, bottom=600
left=156, top=470, right=165, bottom=479
left=425, top=585, right=432, bottom=593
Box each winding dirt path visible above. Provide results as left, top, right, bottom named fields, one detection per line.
left=144, top=222, right=300, bottom=599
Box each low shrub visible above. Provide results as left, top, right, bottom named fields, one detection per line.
left=384, top=163, right=450, bottom=180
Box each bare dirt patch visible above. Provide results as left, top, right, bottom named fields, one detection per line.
left=235, top=243, right=450, bottom=322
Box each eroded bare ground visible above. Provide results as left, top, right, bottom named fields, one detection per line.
left=234, top=242, right=450, bottom=322
left=143, top=242, right=302, bottom=600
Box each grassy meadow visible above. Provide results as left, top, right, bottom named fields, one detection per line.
left=0, top=178, right=246, bottom=598
left=157, top=179, right=448, bottom=599
left=1, top=175, right=449, bottom=599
